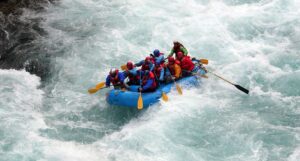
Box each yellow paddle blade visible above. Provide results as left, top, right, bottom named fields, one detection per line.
left=121, top=64, right=127, bottom=71
left=162, top=92, right=168, bottom=102
left=137, top=92, right=143, bottom=110
left=88, top=88, right=98, bottom=94
left=95, top=82, right=105, bottom=89
left=88, top=82, right=105, bottom=94
left=200, top=59, right=208, bottom=65
left=176, top=84, right=183, bottom=95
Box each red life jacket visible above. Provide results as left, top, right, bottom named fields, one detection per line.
left=142, top=72, right=157, bottom=90
left=110, top=74, right=121, bottom=86
left=141, top=59, right=154, bottom=71
left=127, top=71, right=140, bottom=84
left=179, top=56, right=194, bottom=71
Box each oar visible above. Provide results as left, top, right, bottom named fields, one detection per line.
left=153, top=72, right=169, bottom=102
left=121, top=64, right=127, bottom=71
left=165, top=67, right=183, bottom=95
left=172, top=78, right=183, bottom=95
left=137, top=71, right=143, bottom=110
left=88, top=82, right=106, bottom=94
left=200, top=59, right=208, bottom=65
left=209, top=71, right=249, bottom=94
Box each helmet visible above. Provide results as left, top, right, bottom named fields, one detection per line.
left=176, top=52, right=183, bottom=59
left=153, top=49, right=160, bottom=57
left=168, top=57, right=175, bottom=63
left=109, top=68, right=119, bottom=77
left=126, top=61, right=134, bottom=70
left=145, top=56, right=151, bottom=63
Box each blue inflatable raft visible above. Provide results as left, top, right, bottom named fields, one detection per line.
left=106, top=74, right=203, bottom=108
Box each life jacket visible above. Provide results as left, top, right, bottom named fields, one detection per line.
left=110, top=73, right=121, bottom=86
left=127, top=71, right=139, bottom=84
left=142, top=72, right=157, bottom=90
left=179, top=56, right=195, bottom=72
left=141, top=59, right=154, bottom=71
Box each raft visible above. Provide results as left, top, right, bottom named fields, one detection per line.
left=106, top=71, right=204, bottom=108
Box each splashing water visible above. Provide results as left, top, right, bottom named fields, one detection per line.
left=1, top=0, right=300, bottom=160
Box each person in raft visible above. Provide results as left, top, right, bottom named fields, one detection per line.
left=152, top=49, right=165, bottom=65
left=123, top=61, right=140, bottom=89
left=168, top=41, right=189, bottom=59
left=153, top=62, right=165, bottom=83
left=165, top=57, right=182, bottom=82
left=176, top=51, right=196, bottom=77
left=105, top=68, right=126, bottom=89
left=135, top=56, right=155, bottom=71
left=138, top=70, right=157, bottom=92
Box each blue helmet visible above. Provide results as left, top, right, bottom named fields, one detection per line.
left=153, top=49, right=160, bottom=57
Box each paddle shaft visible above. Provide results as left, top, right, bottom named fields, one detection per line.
left=208, top=70, right=249, bottom=94
left=208, top=71, right=234, bottom=85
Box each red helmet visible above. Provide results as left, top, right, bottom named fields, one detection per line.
left=145, top=56, right=151, bottom=62
left=177, top=52, right=183, bottom=59
left=168, top=57, right=175, bottom=63
left=126, top=61, right=134, bottom=70
left=109, top=68, right=119, bottom=77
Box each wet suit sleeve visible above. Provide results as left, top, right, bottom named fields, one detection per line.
left=135, top=60, right=145, bottom=67
left=105, top=75, right=111, bottom=87
left=119, top=72, right=125, bottom=83
left=159, top=68, right=164, bottom=81
left=180, top=46, right=188, bottom=56
left=168, top=48, right=175, bottom=58
left=149, top=62, right=154, bottom=72
left=142, top=79, right=154, bottom=91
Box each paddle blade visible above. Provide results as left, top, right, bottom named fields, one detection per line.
left=95, top=82, right=105, bottom=89
left=88, top=88, right=98, bottom=94
left=234, top=84, right=249, bottom=94
left=200, top=59, right=208, bottom=64
left=121, top=64, right=127, bottom=71
left=137, top=93, right=143, bottom=110
left=176, top=84, right=183, bottom=95
left=88, top=82, right=105, bottom=94
left=162, top=92, right=168, bottom=102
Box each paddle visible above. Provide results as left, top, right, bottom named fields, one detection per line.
left=137, top=71, right=143, bottom=110
left=88, top=82, right=106, bottom=94
left=153, top=71, right=169, bottom=102
left=121, top=64, right=127, bottom=71
left=171, top=77, right=183, bottom=95
left=199, top=59, right=208, bottom=65
left=209, top=71, right=249, bottom=94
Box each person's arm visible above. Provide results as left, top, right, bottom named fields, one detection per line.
left=168, top=48, right=174, bottom=58
left=180, top=46, right=188, bottom=56
left=119, top=72, right=126, bottom=83
left=135, top=60, right=144, bottom=67
left=159, top=68, right=164, bottom=81
left=105, top=75, right=111, bottom=87
left=123, top=77, right=130, bottom=88
left=142, top=79, right=154, bottom=91
left=149, top=62, right=155, bottom=72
